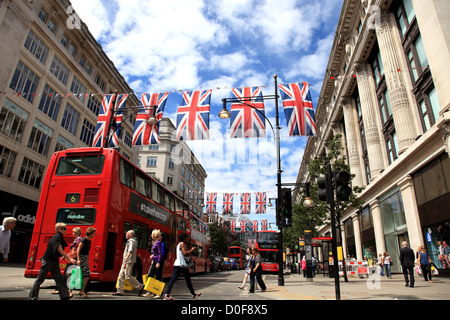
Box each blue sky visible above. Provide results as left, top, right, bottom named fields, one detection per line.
left=71, top=0, right=343, bottom=228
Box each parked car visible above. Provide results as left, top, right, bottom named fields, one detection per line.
left=228, top=258, right=241, bottom=270
left=210, top=256, right=226, bottom=272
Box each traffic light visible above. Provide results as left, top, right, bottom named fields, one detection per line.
left=279, top=188, right=292, bottom=227
left=318, top=174, right=329, bottom=202
left=335, top=171, right=352, bottom=201
left=281, top=188, right=292, bottom=218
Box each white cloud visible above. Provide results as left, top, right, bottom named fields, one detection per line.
left=70, top=0, right=341, bottom=219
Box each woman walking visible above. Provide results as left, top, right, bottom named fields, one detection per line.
left=238, top=248, right=256, bottom=290
left=418, top=246, right=433, bottom=283
left=383, top=252, right=392, bottom=279
left=248, top=247, right=266, bottom=294
left=77, top=227, right=96, bottom=297
left=163, top=232, right=202, bottom=300
left=145, top=229, right=164, bottom=298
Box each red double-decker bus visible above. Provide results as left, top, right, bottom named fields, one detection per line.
left=256, top=230, right=279, bottom=273
left=228, top=246, right=245, bottom=269
left=189, top=212, right=211, bottom=273
left=24, top=147, right=209, bottom=282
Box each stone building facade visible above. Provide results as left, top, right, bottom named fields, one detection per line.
left=0, top=0, right=139, bottom=262
left=137, top=117, right=207, bottom=220
left=296, top=0, right=450, bottom=272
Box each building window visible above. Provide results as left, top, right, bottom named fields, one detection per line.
left=18, top=157, right=44, bottom=189
left=395, top=0, right=437, bottom=133
left=50, top=56, right=69, bottom=85
left=47, top=20, right=57, bottom=33
left=0, top=145, right=17, bottom=178
left=38, top=84, right=62, bottom=121
left=147, top=156, right=157, bottom=167
left=0, top=98, right=29, bottom=143
left=24, top=30, right=49, bottom=64
left=9, top=61, right=40, bottom=104
left=54, top=135, right=73, bottom=152
left=167, top=174, right=174, bottom=185
left=169, top=157, right=175, bottom=169
left=38, top=9, right=48, bottom=23
left=124, top=131, right=132, bottom=148
left=354, top=90, right=370, bottom=184
left=87, top=96, right=101, bottom=116
left=395, top=0, right=415, bottom=38
left=27, top=119, right=53, bottom=157
left=61, top=104, right=80, bottom=136
left=418, top=87, right=440, bottom=132
left=80, top=119, right=95, bottom=146
left=370, top=43, right=397, bottom=163
left=70, top=77, right=87, bottom=103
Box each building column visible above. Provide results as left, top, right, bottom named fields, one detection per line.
left=412, top=0, right=450, bottom=112
left=341, top=97, right=365, bottom=187
left=398, top=175, right=423, bottom=250
left=369, top=198, right=386, bottom=256
left=355, top=62, right=387, bottom=180
left=341, top=223, right=347, bottom=260
left=375, top=10, right=419, bottom=154
left=352, top=213, right=363, bottom=261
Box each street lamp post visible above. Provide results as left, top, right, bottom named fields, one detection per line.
left=218, top=75, right=285, bottom=285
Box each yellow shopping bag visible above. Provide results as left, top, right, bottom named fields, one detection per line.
left=144, top=277, right=165, bottom=296
left=116, top=278, right=134, bottom=292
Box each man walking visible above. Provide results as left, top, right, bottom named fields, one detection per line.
left=113, top=230, right=144, bottom=296
left=399, top=241, right=415, bottom=288
left=0, top=217, right=16, bottom=264
left=28, top=223, right=76, bottom=300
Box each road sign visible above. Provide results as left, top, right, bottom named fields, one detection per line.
left=283, top=217, right=291, bottom=227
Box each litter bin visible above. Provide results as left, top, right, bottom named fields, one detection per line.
left=291, top=263, right=297, bottom=273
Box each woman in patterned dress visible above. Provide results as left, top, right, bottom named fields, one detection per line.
left=77, top=227, right=96, bottom=297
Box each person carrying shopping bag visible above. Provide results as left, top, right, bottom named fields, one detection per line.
left=144, top=229, right=164, bottom=298
left=113, top=230, right=144, bottom=296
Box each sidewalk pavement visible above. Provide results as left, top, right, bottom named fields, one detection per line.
left=1, top=263, right=449, bottom=300
left=262, top=270, right=450, bottom=300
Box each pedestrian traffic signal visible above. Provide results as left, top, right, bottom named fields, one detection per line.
left=335, top=171, right=352, bottom=201
left=281, top=188, right=292, bottom=217
left=318, top=174, right=329, bottom=202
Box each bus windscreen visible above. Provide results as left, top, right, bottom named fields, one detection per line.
left=56, top=155, right=105, bottom=175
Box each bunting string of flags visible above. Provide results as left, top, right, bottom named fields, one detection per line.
left=229, top=219, right=269, bottom=234
left=1, top=81, right=319, bottom=147
left=206, top=192, right=270, bottom=216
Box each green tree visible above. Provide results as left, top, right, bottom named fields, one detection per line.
left=209, top=224, right=230, bottom=256
left=283, top=134, right=364, bottom=249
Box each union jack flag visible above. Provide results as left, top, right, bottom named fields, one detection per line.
left=176, top=89, right=212, bottom=141
left=222, top=193, right=234, bottom=215
left=255, top=192, right=266, bottom=214
left=230, top=220, right=236, bottom=233
left=278, top=82, right=317, bottom=136
left=92, top=94, right=116, bottom=148
left=206, top=192, right=217, bottom=214
left=261, top=219, right=268, bottom=231
left=252, top=220, right=258, bottom=233
left=109, top=94, right=128, bottom=148
left=229, top=87, right=266, bottom=138
left=240, top=220, right=246, bottom=233
left=132, top=92, right=169, bottom=146
left=240, top=193, right=251, bottom=215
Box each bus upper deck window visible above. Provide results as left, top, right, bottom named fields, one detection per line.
left=56, top=155, right=105, bottom=175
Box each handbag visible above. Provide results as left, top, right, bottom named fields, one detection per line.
left=144, top=277, right=165, bottom=296
left=68, top=266, right=83, bottom=290
left=178, top=243, right=193, bottom=268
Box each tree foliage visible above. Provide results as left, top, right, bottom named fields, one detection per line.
left=283, top=134, right=364, bottom=249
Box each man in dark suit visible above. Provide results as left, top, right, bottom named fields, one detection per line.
left=399, top=241, right=415, bottom=288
